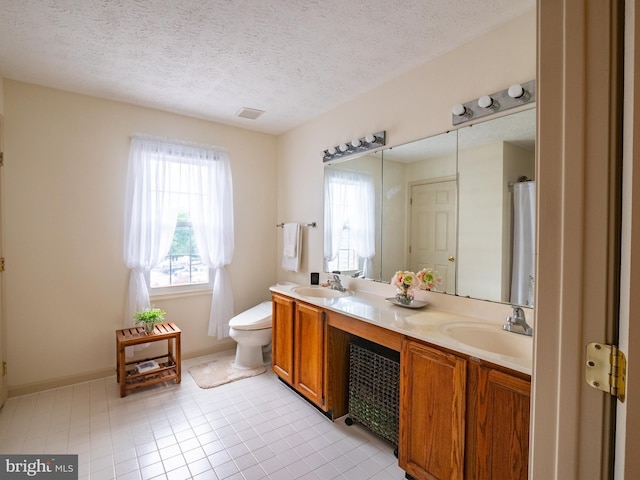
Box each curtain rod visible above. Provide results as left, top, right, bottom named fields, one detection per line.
left=131, top=133, right=227, bottom=153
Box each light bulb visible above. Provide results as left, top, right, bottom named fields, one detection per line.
left=478, top=95, right=494, bottom=109
left=351, top=139, right=362, bottom=148
left=508, top=84, right=525, bottom=99
left=452, top=104, right=467, bottom=116
left=339, top=143, right=349, bottom=152
left=365, top=133, right=377, bottom=143
left=328, top=146, right=337, bottom=155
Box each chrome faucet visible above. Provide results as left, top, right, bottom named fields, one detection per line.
left=328, top=274, right=346, bottom=292
left=502, top=306, right=533, bottom=336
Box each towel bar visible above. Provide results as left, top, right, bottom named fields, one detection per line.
left=276, top=222, right=316, bottom=228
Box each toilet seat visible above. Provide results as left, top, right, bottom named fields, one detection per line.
left=229, top=301, right=272, bottom=331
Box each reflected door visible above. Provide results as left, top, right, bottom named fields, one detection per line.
left=409, top=181, right=456, bottom=292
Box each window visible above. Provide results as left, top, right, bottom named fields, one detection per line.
left=124, top=135, right=234, bottom=338
left=148, top=210, right=211, bottom=291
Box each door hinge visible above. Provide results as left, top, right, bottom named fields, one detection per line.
left=585, top=342, right=626, bottom=402
left=0, top=258, right=4, bottom=272
left=2, top=362, right=6, bottom=376
left=0, top=152, right=4, bottom=166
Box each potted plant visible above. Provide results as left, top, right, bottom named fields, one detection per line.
left=133, top=306, right=166, bottom=334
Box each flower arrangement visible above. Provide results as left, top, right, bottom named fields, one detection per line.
left=133, top=306, right=166, bottom=333
left=391, top=271, right=417, bottom=293
left=391, top=268, right=441, bottom=305
left=416, top=267, right=441, bottom=291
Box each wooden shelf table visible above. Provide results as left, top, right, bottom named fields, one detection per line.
left=116, top=322, right=181, bottom=397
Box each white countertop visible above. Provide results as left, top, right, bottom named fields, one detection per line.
left=270, top=283, right=532, bottom=375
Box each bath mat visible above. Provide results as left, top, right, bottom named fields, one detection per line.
left=189, top=350, right=266, bottom=389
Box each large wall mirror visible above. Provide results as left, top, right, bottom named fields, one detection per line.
left=457, top=107, right=536, bottom=305
left=323, top=107, right=536, bottom=306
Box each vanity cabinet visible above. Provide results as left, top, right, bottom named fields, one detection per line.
left=471, top=364, right=530, bottom=479
left=399, top=339, right=467, bottom=480
left=293, top=301, right=325, bottom=408
left=271, top=293, right=295, bottom=384
left=271, top=293, right=327, bottom=410
left=271, top=291, right=531, bottom=480
left=399, top=338, right=530, bottom=480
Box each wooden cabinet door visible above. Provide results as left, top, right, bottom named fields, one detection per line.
left=294, top=302, right=325, bottom=408
left=271, top=294, right=295, bottom=384
left=475, top=367, right=530, bottom=480
left=399, top=340, right=467, bottom=480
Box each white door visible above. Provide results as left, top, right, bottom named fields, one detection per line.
left=408, top=180, right=456, bottom=293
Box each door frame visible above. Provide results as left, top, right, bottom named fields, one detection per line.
left=615, top=0, right=640, bottom=477
left=0, top=112, right=5, bottom=407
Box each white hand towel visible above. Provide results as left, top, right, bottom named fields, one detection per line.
left=283, top=223, right=298, bottom=258
left=282, top=223, right=302, bottom=272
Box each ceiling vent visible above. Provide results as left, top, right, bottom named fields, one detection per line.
left=236, top=107, right=265, bottom=120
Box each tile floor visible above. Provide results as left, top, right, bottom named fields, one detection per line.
left=0, top=353, right=406, bottom=479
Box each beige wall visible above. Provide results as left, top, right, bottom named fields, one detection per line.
left=276, top=10, right=536, bottom=288
left=3, top=81, right=277, bottom=395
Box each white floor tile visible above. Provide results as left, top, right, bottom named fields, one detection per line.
left=0, top=355, right=404, bottom=479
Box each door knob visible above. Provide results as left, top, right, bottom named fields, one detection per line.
left=448, top=256, right=455, bottom=262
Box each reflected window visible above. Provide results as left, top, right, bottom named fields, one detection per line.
left=324, top=167, right=375, bottom=277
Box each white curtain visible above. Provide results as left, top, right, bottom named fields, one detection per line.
left=510, top=181, right=536, bottom=306
left=323, top=168, right=376, bottom=278
left=124, top=135, right=234, bottom=338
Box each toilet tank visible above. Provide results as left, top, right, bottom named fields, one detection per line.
left=229, top=301, right=272, bottom=330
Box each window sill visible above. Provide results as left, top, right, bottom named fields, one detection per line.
left=150, top=287, right=213, bottom=301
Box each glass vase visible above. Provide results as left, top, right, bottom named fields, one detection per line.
left=395, top=292, right=414, bottom=305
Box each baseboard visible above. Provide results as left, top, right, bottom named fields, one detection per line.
left=8, top=343, right=237, bottom=398
left=8, top=367, right=117, bottom=398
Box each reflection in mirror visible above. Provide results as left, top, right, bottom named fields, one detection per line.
left=323, top=152, right=383, bottom=280
left=457, top=108, right=536, bottom=306
left=381, top=131, right=458, bottom=291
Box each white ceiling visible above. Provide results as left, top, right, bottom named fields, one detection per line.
left=0, top=0, right=534, bottom=135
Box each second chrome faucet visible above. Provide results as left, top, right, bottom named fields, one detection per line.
left=503, top=306, right=533, bottom=336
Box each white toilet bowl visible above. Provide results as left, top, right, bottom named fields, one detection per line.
left=228, top=301, right=272, bottom=369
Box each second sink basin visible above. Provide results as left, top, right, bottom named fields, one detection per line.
left=292, top=286, right=352, bottom=299
left=439, top=322, right=532, bottom=359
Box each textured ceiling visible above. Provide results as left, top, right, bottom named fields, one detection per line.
left=0, top=0, right=534, bottom=135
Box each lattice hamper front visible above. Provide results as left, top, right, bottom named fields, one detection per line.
left=347, top=342, right=400, bottom=446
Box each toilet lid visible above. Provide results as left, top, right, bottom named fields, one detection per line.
left=229, top=301, right=272, bottom=331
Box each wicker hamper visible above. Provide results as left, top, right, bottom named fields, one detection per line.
left=346, top=341, right=400, bottom=446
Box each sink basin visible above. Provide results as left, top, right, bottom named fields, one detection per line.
left=292, top=286, right=352, bottom=299
left=439, top=322, right=532, bottom=358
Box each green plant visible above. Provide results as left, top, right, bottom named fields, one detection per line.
left=133, top=307, right=166, bottom=326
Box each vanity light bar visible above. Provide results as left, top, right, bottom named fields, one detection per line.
left=451, top=80, right=536, bottom=126
left=322, top=131, right=386, bottom=163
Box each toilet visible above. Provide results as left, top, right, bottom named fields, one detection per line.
left=228, top=301, right=273, bottom=369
